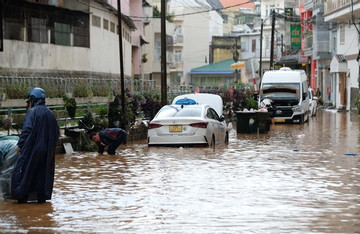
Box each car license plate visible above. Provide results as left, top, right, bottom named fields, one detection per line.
left=169, top=125, right=182, bottom=132
left=274, top=118, right=285, bottom=123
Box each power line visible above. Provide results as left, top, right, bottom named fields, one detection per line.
left=130, top=1, right=253, bottom=19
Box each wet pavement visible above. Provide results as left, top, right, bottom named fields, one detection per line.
left=0, top=110, right=359, bottom=233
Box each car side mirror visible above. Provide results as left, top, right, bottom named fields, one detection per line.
left=219, top=115, right=225, bottom=122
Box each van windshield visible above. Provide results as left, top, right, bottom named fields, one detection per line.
left=261, top=83, right=300, bottom=99
left=262, top=83, right=300, bottom=90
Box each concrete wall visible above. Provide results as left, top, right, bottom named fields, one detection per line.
left=0, top=1, right=133, bottom=78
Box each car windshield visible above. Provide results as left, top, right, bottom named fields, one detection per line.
left=155, top=105, right=202, bottom=118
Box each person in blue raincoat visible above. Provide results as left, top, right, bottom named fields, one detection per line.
left=90, top=128, right=126, bottom=155
left=11, top=88, right=59, bottom=203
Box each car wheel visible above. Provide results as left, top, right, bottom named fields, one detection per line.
left=209, top=135, right=215, bottom=148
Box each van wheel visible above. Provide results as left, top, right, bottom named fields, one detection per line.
left=300, top=115, right=304, bottom=124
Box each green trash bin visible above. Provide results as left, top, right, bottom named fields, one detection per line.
left=236, top=111, right=258, bottom=134
left=257, top=112, right=270, bottom=133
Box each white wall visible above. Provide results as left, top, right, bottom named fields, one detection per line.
left=90, top=3, right=132, bottom=77
left=0, top=2, right=133, bottom=78
left=182, top=7, right=210, bottom=85
left=335, top=25, right=359, bottom=110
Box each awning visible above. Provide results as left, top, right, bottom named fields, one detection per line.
left=330, top=55, right=347, bottom=73
left=189, top=59, right=236, bottom=75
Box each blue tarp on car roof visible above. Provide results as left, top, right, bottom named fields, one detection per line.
left=175, top=98, right=197, bottom=105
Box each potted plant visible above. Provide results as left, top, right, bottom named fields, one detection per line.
left=355, top=96, right=360, bottom=115
left=142, top=53, right=148, bottom=63
left=62, top=93, right=77, bottom=119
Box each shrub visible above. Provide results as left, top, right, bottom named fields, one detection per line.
left=141, top=92, right=162, bottom=120
left=5, top=82, right=29, bottom=99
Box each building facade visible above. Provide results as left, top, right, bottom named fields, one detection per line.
left=0, top=0, right=139, bottom=95
left=324, top=0, right=360, bottom=110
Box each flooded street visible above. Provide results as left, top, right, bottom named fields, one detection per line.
left=0, top=110, right=359, bottom=233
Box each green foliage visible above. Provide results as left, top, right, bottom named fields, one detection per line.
left=12, top=114, right=25, bottom=131
left=92, top=82, right=111, bottom=97
left=80, top=131, right=98, bottom=152
left=108, top=93, right=135, bottom=129
left=62, top=93, right=77, bottom=119
left=82, top=111, right=95, bottom=127
left=140, top=92, right=162, bottom=120
left=96, top=105, right=108, bottom=118
left=43, top=85, right=63, bottom=98
left=153, top=5, right=174, bottom=22
left=153, top=5, right=161, bottom=17
left=355, top=96, right=360, bottom=108
left=245, top=96, right=258, bottom=110
left=73, top=80, right=90, bottom=97
left=0, top=115, right=4, bottom=128
left=5, top=82, right=30, bottom=99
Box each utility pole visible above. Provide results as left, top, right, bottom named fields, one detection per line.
left=117, top=0, right=125, bottom=114
left=270, top=12, right=276, bottom=70
left=0, top=0, right=3, bottom=52
left=259, top=19, right=263, bottom=81
left=161, top=0, right=167, bottom=106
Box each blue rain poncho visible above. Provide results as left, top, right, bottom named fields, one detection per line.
left=11, top=102, right=59, bottom=202
left=0, top=136, right=19, bottom=199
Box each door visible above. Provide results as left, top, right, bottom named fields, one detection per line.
left=339, top=72, right=346, bottom=106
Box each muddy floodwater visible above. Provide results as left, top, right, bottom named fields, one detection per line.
left=1, top=110, right=359, bottom=233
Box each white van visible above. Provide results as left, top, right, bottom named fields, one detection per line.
left=259, top=67, right=310, bottom=123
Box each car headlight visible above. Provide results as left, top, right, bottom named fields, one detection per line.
left=293, top=106, right=301, bottom=113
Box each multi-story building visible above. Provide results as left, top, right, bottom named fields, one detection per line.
left=218, top=0, right=255, bottom=35
left=142, top=0, right=175, bottom=93
left=302, top=0, right=332, bottom=104
left=324, top=0, right=360, bottom=110
left=0, top=0, right=137, bottom=94
left=169, top=0, right=223, bottom=89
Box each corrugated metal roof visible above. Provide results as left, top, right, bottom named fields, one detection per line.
left=189, top=59, right=236, bottom=75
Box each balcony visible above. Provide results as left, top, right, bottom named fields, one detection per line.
left=324, top=0, right=360, bottom=21
left=314, top=41, right=332, bottom=59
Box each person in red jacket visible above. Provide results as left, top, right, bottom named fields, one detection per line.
left=90, top=128, right=126, bottom=155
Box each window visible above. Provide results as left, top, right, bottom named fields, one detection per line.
left=206, top=108, right=220, bottom=121
left=241, top=42, right=246, bottom=51
left=4, top=4, right=24, bottom=41
left=223, top=15, right=228, bottom=24
left=53, top=22, right=71, bottom=46
left=175, top=50, right=182, bottom=62
left=92, top=15, right=101, bottom=28
left=110, top=22, right=115, bottom=33
left=103, top=18, right=109, bottom=30
left=73, top=15, right=90, bottom=48
left=252, top=39, right=256, bottom=52
left=265, top=36, right=270, bottom=48
left=339, top=24, right=345, bottom=45
left=28, top=17, right=48, bottom=43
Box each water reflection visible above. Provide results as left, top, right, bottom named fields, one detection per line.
left=0, top=110, right=359, bottom=233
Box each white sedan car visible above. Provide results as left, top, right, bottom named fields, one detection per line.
left=147, top=103, right=229, bottom=147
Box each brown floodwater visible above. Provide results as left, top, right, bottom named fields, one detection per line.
left=0, top=109, right=359, bottom=233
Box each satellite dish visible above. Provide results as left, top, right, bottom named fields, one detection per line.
left=245, top=58, right=259, bottom=73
